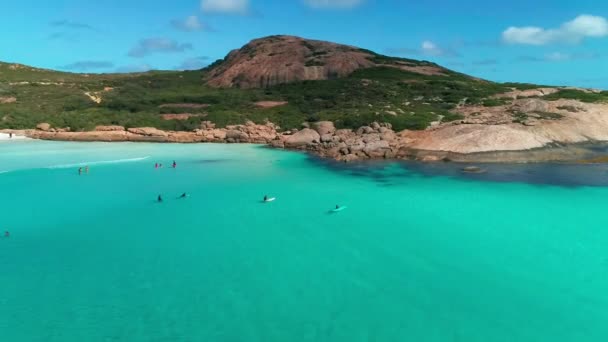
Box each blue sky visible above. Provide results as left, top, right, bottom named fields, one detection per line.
left=2, top=0, right=607, bottom=88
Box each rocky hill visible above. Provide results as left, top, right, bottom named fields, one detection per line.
left=205, top=35, right=451, bottom=88
left=1, top=35, right=608, bottom=161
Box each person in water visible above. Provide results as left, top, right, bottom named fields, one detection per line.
left=180, top=193, right=188, bottom=198
left=172, top=161, right=177, bottom=168
left=4, top=231, right=9, bottom=238
left=85, top=166, right=89, bottom=174
left=78, top=167, right=82, bottom=175
left=155, top=163, right=158, bottom=169
left=157, top=195, right=163, bottom=203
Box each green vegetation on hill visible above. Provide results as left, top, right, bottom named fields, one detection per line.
left=0, top=59, right=567, bottom=132
left=543, top=89, right=608, bottom=103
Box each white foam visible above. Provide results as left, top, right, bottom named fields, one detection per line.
left=45, top=156, right=151, bottom=169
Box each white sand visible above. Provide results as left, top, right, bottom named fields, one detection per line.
left=0, top=133, right=29, bottom=141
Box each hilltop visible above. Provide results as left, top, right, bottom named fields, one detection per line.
left=2, top=35, right=608, bottom=161
left=0, top=35, right=528, bottom=133
left=205, top=35, right=452, bottom=88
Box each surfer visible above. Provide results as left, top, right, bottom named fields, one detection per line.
left=264, top=195, right=268, bottom=202
left=180, top=193, right=188, bottom=198
left=336, top=205, right=340, bottom=209
left=157, top=195, right=163, bottom=203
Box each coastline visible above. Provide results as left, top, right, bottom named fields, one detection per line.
left=3, top=121, right=608, bottom=164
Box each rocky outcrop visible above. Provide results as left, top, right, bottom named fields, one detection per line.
left=276, top=122, right=403, bottom=162
left=127, top=127, right=168, bottom=137
left=36, top=123, right=51, bottom=131
left=311, top=121, right=335, bottom=135
left=284, top=128, right=320, bottom=147
left=11, top=122, right=281, bottom=145
left=205, top=35, right=450, bottom=89
left=95, top=125, right=125, bottom=131
left=11, top=96, right=608, bottom=164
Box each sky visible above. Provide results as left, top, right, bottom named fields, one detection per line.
left=2, top=0, right=608, bottom=88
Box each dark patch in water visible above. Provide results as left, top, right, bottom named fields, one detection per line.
left=404, top=162, right=608, bottom=187
left=306, top=154, right=608, bottom=188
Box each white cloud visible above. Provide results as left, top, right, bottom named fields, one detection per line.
left=421, top=41, right=441, bottom=56
left=201, top=0, right=249, bottom=14
left=171, top=16, right=212, bottom=32
left=304, top=0, right=365, bottom=9
left=503, top=14, right=608, bottom=45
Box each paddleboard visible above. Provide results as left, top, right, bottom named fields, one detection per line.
left=332, top=206, right=347, bottom=212
left=264, top=198, right=276, bottom=203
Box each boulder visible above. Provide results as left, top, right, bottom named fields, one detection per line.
left=312, top=121, right=336, bottom=135
left=380, top=131, right=396, bottom=141
left=363, top=140, right=390, bottom=157
left=212, top=129, right=227, bottom=140
left=226, top=130, right=249, bottom=141
left=36, top=123, right=51, bottom=131
left=320, top=134, right=334, bottom=143
left=200, top=121, right=216, bottom=130
left=348, top=140, right=366, bottom=152
left=356, top=126, right=375, bottom=135
left=284, top=128, right=320, bottom=148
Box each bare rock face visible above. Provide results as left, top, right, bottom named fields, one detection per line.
left=205, top=35, right=449, bottom=89
left=284, top=128, right=321, bottom=148
left=515, top=98, right=550, bottom=113
left=206, top=36, right=375, bottom=88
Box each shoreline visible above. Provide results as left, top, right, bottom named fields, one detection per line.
left=3, top=122, right=608, bottom=164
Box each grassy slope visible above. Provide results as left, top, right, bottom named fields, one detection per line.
left=2, top=58, right=600, bottom=132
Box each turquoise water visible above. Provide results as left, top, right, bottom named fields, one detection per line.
left=1, top=140, right=607, bottom=341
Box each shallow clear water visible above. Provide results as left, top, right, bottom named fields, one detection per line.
left=1, top=140, right=607, bottom=341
